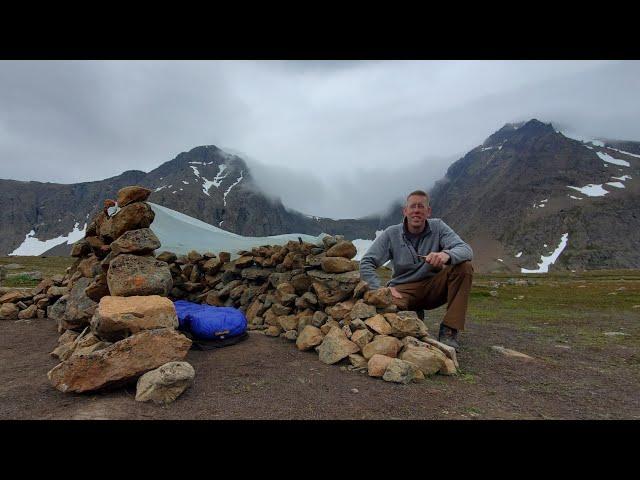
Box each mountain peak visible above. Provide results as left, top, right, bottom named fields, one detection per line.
left=483, top=118, right=555, bottom=146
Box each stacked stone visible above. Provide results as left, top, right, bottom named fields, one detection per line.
left=160, top=234, right=459, bottom=384
left=45, top=186, right=194, bottom=404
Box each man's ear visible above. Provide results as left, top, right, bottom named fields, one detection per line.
left=426, top=206, right=432, bottom=217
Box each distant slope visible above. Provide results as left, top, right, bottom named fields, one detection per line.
left=430, top=119, right=640, bottom=272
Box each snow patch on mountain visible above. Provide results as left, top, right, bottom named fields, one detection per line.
left=223, top=170, right=244, bottom=206
left=608, top=148, right=640, bottom=159
left=596, top=151, right=630, bottom=167
left=10, top=222, right=87, bottom=256
left=521, top=233, right=569, bottom=273
left=567, top=184, right=608, bottom=197
left=212, top=164, right=228, bottom=187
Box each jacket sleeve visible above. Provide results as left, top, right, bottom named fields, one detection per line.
left=438, top=220, right=473, bottom=265
left=358, top=229, right=392, bottom=290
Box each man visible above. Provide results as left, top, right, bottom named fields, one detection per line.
left=359, top=190, right=473, bottom=350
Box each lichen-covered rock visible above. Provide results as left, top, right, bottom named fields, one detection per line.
left=385, top=311, right=428, bottom=338
left=349, top=354, right=367, bottom=369
left=110, top=228, right=161, bottom=256
left=135, top=361, right=195, bottom=405
left=107, top=254, right=172, bottom=297
left=61, top=277, right=98, bottom=330
left=398, top=345, right=446, bottom=376
left=47, top=328, right=192, bottom=393
left=351, top=328, right=373, bottom=351
left=382, top=358, right=424, bottom=384
left=349, top=301, right=377, bottom=320
left=100, top=201, right=155, bottom=242
left=90, top=295, right=178, bottom=342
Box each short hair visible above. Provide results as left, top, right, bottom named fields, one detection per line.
left=406, top=190, right=430, bottom=206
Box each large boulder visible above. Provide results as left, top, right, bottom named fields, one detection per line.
left=90, top=295, right=178, bottom=342
left=100, top=202, right=155, bottom=242
left=107, top=255, right=172, bottom=297
left=117, top=186, right=152, bottom=207
left=47, top=328, right=192, bottom=393
left=317, top=326, right=359, bottom=364
left=135, top=361, right=195, bottom=405
left=110, top=228, right=161, bottom=256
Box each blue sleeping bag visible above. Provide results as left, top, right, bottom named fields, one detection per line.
left=173, top=300, right=247, bottom=340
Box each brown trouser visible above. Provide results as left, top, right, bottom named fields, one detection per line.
left=391, top=261, right=473, bottom=331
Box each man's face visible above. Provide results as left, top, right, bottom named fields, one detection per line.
left=403, top=194, right=431, bottom=230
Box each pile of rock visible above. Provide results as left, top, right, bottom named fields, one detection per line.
left=158, top=232, right=459, bottom=384
left=0, top=273, right=65, bottom=320
left=43, top=186, right=194, bottom=404
left=7, top=184, right=459, bottom=391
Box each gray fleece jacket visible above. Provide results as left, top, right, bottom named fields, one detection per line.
left=359, top=218, right=473, bottom=289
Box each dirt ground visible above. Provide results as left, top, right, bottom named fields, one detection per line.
left=2, top=309, right=639, bottom=420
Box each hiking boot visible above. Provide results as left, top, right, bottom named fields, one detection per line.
left=438, top=324, right=460, bottom=351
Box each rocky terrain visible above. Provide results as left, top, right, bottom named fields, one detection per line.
left=430, top=120, right=640, bottom=272
left=0, top=185, right=457, bottom=406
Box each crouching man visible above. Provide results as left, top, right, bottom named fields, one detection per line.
left=359, top=190, right=474, bottom=350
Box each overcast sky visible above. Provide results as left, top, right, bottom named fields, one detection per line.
left=1, top=60, right=639, bottom=218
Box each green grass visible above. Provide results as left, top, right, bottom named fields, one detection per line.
left=376, top=266, right=640, bottom=350
left=1, top=256, right=75, bottom=287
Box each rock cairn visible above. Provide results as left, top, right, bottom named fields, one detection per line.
left=4, top=185, right=459, bottom=390
left=160, top=231, right=459, bottom=384
left=39, top=186, right=194, bottom=402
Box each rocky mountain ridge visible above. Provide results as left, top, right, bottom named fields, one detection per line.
left=2, top=119, right=639, bottom=272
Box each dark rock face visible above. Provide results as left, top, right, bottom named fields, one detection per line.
left=0, top=170, right=146, bottom=256
left=430, top=119, right=640, bottom=271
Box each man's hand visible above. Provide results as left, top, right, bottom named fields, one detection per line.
left=389, top=286, right=403, bottom=299
left=424, top=251, right=450, bottom=269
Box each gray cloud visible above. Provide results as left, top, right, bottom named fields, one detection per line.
left=1, top=60, right=638, bottom=218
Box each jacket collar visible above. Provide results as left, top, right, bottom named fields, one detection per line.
left=402, top=216, right=431, bottom=237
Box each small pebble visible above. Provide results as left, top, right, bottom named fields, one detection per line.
left=351, top=388, right=359, bottom=394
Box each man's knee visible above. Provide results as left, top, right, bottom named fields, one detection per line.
left=451, top=261, right=473, bottom=276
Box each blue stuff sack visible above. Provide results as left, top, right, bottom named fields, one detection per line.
left=173, top=300, right=247, bottom=341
